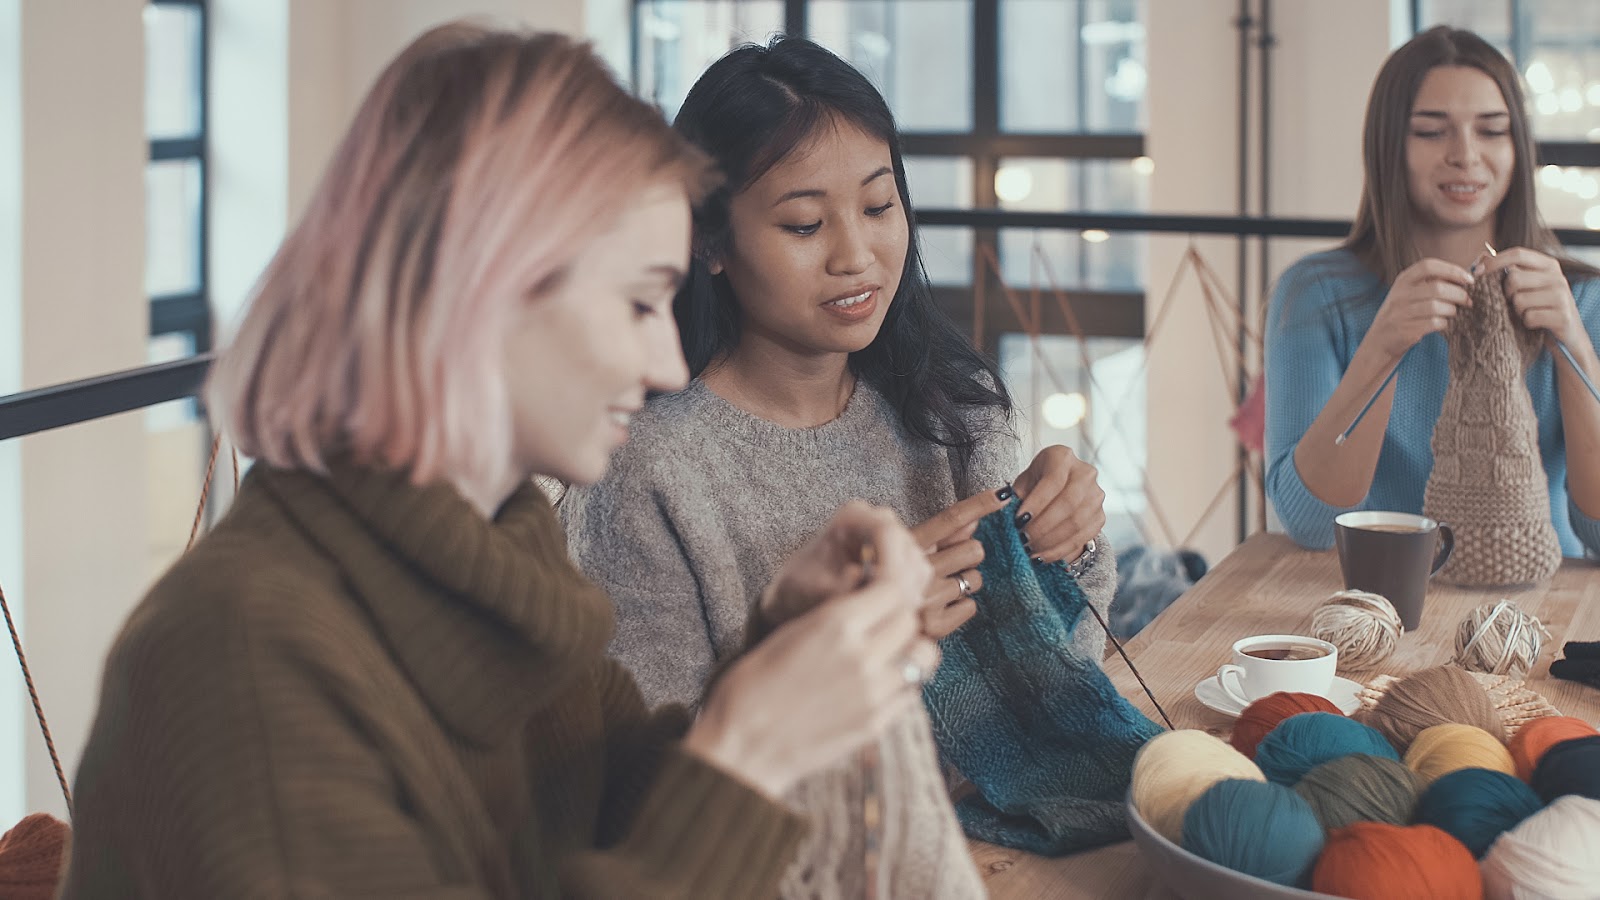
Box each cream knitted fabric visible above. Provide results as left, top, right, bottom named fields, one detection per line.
left=779, top=710, right=986, bottom=900
left=1423, top=272, right=1562, bottom=585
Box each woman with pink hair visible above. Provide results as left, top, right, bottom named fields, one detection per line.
left=58, top=24, right=936, bottom=899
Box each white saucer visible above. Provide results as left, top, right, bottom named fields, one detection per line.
left=1194, top=675, right=1363, bottom=718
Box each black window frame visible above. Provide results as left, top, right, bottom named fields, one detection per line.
left=629, top=0, right=1150, bottom=346
left=1411, top=0, right=1600, bottom=172
left=146, top=0, right=212, bottom=356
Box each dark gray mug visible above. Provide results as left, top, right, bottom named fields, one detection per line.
left=1333, top=511, right=1455, bottom=632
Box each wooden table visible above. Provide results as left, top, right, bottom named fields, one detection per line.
left=972, top=533, right=1600, bottom=900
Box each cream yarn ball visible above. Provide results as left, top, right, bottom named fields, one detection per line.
left=1312, top=590, right=1403, bottom=670
left=1454, top=600, right=1550, bottom=677
left=1481, top=796, right=1600, bottom=900
left=1130, top=730, right=1265, bottom=842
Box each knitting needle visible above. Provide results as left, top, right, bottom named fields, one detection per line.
left=1336, top=242, right=1496, bottom=446
left=1553, top=339, right=1600, bottom=408
left=1483, top=242, right=1600, bottom=408
left=1335, top=363, right=1403, bottom=446
left=858, top=541, right=882, bottom=900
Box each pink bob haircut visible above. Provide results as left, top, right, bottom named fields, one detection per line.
left=208, top=23, right=714, bottom=492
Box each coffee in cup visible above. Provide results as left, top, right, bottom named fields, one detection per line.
left=1334, top=511, right=1454, bottom=631
left=1216, top=634, right=1338, bottom=707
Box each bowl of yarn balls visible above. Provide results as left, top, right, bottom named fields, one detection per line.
left=1126, top=665, right=1600, bottom=900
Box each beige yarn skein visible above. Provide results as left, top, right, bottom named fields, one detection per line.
left=1454, top=600, right=1550, bottom=677
left=1312, top=590, right=1404, bottom=670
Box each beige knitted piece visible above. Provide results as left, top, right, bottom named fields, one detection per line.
left=1423, top=272, right=1562, bottom=585
left=779, top=708, right=986, bottom=900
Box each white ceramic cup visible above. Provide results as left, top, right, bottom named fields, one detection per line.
left=1215, top=634, right=1339, bottom=708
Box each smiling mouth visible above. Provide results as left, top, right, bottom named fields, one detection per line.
left=1442, top=183, right=1485, bottom=195
left=826, top=289, right=874, bottom=308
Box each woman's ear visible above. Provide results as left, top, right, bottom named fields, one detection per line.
left=695, top=239, right=725, bottom=276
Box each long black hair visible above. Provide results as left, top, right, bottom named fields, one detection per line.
left=671, top=36, right=1012, bottom=469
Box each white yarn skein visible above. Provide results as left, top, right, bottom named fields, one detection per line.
left=1454, top=600, right=1550, bottom=677
left=1310, top=590, right=1404, bottom=670
left=1481, top=796, right=1600, bottom=900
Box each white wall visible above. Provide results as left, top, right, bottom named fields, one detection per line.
left=1144, top=0, right=1396, bottom=562
left=0, top=0, right=25, bottom=828
left=2, top=0, right=149, bottom=822
left=287, top=0, right=587, bottom=220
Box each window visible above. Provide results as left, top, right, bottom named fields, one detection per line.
left=631, top=0, right=1149, bottom=307
left=1417, top=1, right=1600, bottom=229
left=144, top=0, right=210, bottom=397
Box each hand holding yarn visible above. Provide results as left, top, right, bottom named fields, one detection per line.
left=1454, top=600, right=1550, bottom=676
left=1312, top=590, right=1404, bottom=670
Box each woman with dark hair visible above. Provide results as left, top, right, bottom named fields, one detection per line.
left=1266, top=25, right=1600, bottom=556
left=562, top=36, right=1119, bottom=884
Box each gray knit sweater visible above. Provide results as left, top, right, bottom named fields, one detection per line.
left=562, top=378, right=1113, bottom=710
left=561, top=377, right=1114, bottom=898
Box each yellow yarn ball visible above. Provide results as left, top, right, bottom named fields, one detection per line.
left=1404, top=723, right=1516, bottom=786
left=1131, top=729, right=1265, bottom=842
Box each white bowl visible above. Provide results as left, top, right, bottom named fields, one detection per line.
left=1126, top=792, right=1338, bottom=900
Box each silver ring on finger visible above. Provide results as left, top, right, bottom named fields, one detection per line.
left=899, top=659, right=924, bottom=687
left=953, top=572, right=974, bottom=599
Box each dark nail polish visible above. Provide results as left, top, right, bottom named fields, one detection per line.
left=1020, top=531, right=1032, bottom=548
left=996, top=485, right=1015, bottom=501
left=1031, top=555, right=1044, bottom=566
left=1015, top=511, right=1033, bottom=528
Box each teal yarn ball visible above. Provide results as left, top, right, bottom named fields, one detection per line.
left=1254, top=712, right=1400, bottom=785
left=1182, top=779, right=1326, bottom=888
left=1414, top=767, right=1544, bottom=857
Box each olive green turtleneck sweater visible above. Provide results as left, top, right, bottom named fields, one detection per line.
left=58, top=461, right=805, bottom=899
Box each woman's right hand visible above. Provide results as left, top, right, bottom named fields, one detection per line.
left=910, top=488, right=1010, bottom=639
left=1364, top=257, right=1474, bottom=363
left=682, top=502, right=937, bottom=799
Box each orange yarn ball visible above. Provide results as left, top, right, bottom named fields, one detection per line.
left=1312, top=822, right=1481, bottom=900
left=1508, top=716, right=1599, bottom=782
left=1229, top=692, right=1344, bottom=759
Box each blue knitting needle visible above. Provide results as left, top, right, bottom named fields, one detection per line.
left=1335, top=362, right=1402, bottom=446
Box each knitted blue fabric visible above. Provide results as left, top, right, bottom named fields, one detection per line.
left=922, top=499, right=1165, bottom=855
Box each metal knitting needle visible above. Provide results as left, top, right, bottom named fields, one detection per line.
left=1336, top=241, right=1493, bottom=446
left=858, top=541, right=882, bottom=900
left=1553, top=338, right=1600, bottom=408
left=1484, top=242, right=1600, bottom=408
left=1335, top=363, right=1402, bottom=446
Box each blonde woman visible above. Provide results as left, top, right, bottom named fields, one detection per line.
left=59, top=25, right=937, bottom=899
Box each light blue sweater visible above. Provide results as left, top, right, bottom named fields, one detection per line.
left=1265, top=247, right=1600, bottom=558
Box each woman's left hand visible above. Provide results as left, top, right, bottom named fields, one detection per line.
left=1012, top=444, right=1106, bottom=565
left=1483, top=247, right=1587, bottom=349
